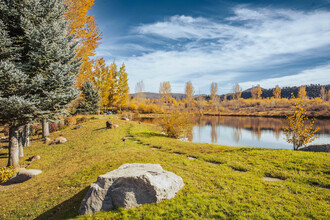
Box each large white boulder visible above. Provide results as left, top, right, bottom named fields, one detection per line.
left=79, top=163, right=184, bottom=215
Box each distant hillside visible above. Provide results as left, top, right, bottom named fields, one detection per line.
left=216, top=84, right=330, bottom=100
left=132, top=84, right=330, bottom=101
left=130, top=92, right=185, bottom=100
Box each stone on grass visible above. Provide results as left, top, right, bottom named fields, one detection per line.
left=74, top=125, right=83, bottom=130
left=28, top=155, right=40, bottom=161
left=79, top=163, right=184, bottom=215
left=50, top=136, right=67, bottom=145
left=121, top=117, right=129, bottom=121
left=110, top=124, right=119, bottom=129
left=106, top=121, right=112, bottom=128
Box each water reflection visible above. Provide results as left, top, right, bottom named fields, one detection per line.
left=139, top=116, right=330, bottom=149
left=190, top=116, right=330, bottom=149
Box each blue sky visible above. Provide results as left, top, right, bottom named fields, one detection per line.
left=90, top=0, right=330, bottom=94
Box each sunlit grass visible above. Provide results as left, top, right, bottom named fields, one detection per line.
left=0, top=116, right=329, bottom=219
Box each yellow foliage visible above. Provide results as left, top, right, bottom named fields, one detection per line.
left=159, top=112, right=193, bottom=138
left=0, top=166, right=16, bottom=183
left=284, top=98, right=319, bottom=150
left=64, top=0, right=102, bottom=88
left=65, top=116, right=77, bottom=126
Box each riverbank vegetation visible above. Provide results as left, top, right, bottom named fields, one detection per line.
left=0, top=117, right=329, bottom=219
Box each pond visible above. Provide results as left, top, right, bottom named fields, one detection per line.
left=140, top=116, right=330, bottom=150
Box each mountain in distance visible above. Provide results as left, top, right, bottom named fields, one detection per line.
left=131, top=84, right=330, bottom=101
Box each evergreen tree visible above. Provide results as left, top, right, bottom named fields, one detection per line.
left=0, top=0, right=80, bottom=168
left=77, top=81, right=100, bottom=114
left=117, top=63, right=129, bottom=111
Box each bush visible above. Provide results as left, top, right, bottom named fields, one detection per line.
left=159, top=112, right=193, bottom=138
left=0, top=166, right=16, bottom=183
left=76, top=117, right=89, bottom=124
left=65, top=117, right=77, bottom=126
left=30, top=124, right=42, bottom=136
left=49, top=122, right=58, bottom=133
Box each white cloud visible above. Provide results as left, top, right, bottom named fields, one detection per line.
left=100, top=7, right=330, bottom=93
left=238, top=63, right=330, bottom=90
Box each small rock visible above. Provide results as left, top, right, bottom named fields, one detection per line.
left=121, top=117, right=129, bottom=121
left=50, top=137, right=67, bottom=145
left=109, top=124, right=119, bottom=129
left=28, top=155, right=40, bottom=161
left=106, top=121, right=113, bottom=128
left=74, top=125, right=83, bottom=130
left=44, top=137, right=51, bottom=144
left=79, top=163, right=184, bottom=215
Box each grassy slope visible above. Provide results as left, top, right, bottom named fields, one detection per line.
left=0, top=116, right=329, bottom=219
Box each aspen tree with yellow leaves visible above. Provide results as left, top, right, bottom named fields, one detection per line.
left=210, top=82, right=218, bottom=103
left=185, top=81, right=194, bottom=111
left=298, top=85, right=307, bottom=99
left=107, top=61, right=119, bottom=110
left=251, top=85, right=262, bottom=99
left=91, top=58, right=110, bottom=108
left=64, top=0, right=102, bottom=87
left=273, top=85, right=281, bottom=99
left=117, top=64, right=129, bottom=111
left=160, top=81, right=171, bottom=104
left=284, top=96, right=319, bottom=150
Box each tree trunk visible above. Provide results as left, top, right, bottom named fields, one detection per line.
left=42, top=118, right=49, bottom=139
left=23, top=124, right=30, bottom=147
left=18, top=126, right=24, bottom=157
left=7, top=126, right=19, bottom=168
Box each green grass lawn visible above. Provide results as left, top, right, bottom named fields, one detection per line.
left=0, top=116, right=329, bottom=219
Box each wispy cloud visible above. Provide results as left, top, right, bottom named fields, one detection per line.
left=101, top=6, right=330, bottom=93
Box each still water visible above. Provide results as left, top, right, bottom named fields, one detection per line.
left=189, top=116, right=330, bottom=149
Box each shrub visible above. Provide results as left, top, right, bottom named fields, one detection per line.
left=65, top=116, right=77, bottom=126
left=30, top=124, right=42, bottom=136
left=159, top=112, right=193, bottom=138
left=49, top=122, right=58, bottom=133
left=76, top=117, right=89, bottom=124
left=0, top=166, right=16, bottom=183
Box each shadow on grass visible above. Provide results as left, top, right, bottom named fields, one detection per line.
left=137, top=132, right=166, bottom=138
left=93, top=127, right=107, bottom=131
left=0, top=152, right=8, bottom=159
left=35, top=187, right=89, bottom=220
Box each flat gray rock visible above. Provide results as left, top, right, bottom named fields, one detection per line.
left=79, top=163, right=184, bottom=215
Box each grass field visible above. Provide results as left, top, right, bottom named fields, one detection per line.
left=0, top=116, right=329, bottom=219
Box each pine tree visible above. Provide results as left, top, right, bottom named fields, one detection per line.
left=0, top=0, right=80, bottom=168
left=77, top=81, right=100, bottom=114
left=117, top=63, right=129, bottom=111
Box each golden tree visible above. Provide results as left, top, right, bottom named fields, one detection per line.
left=117, top=63, right=129, bottom=111
left=159, top=81, right=171, bottom=104
left=298, top=85, right=307, bottom=99
left=107, top=62, right=119, bottom=109
left=185, top=81, right=194, bottom=111
left=135, top=80, right=145, bottom=103
left=273, top=85, right=281, bottom=99
left=210, top=82, right=218, bottom=102
left=320, top=86, right=326, bottom=101
left=233, top=83, right=242, bottom=100
left=328, top=90, right=330, bottom=102
left=64, top=0, right=102, bottom=88
left=91, top=58, right=110, bottom=108
left=284, top=97, right=319, bottom=150
left=251, top=85, right=262, bottom=99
